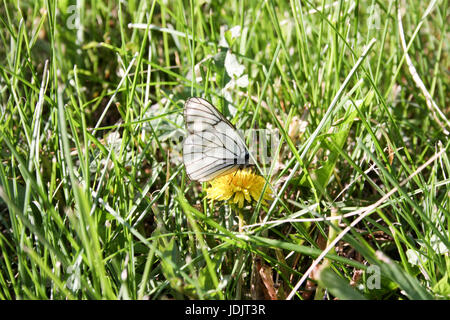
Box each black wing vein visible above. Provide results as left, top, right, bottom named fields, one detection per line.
left=183, top=97, right=249, bottom=182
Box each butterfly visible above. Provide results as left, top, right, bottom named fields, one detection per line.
left=182, top=97, right=251, bottom=182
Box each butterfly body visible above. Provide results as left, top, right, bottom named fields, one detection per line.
left=183, top=97, right=251, bottom=182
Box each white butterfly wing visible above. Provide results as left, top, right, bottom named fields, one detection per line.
left=183, top=97, right=249, bottom=182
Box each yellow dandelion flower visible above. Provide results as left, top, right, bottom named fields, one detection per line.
left=206, top=169, right=272, bottom=208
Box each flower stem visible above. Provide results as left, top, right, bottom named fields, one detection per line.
left=237, top=208, right=245, bottom=233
